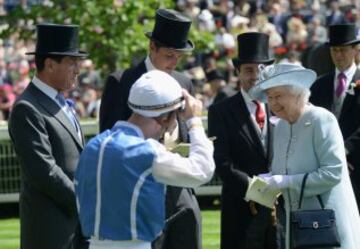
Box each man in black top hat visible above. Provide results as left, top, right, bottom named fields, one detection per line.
left=8, top=24, right=88, bottom=249
left=208, top=32, right=282, bottom=249
left=205, top=69, right=236, bottom=105
left=99, top=9, right=201, bottom=249
left=310, top=24, right=360, bottom=211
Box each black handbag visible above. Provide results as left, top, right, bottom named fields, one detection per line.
left=290, top=173, right=341, bottom=248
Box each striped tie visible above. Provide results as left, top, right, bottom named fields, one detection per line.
left=56, top=93, right=81, bottom=136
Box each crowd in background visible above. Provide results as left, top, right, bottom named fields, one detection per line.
left=0, top=0, right=360, bottom=121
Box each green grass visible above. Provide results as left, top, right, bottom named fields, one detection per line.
left=0, top=210, right=220, bottom=249
left=202, top=210, right=221, bottom=249
left=0, top=219, right=19, bottom=249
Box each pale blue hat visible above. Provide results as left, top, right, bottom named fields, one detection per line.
left=249, top=64, right=317, bottom=102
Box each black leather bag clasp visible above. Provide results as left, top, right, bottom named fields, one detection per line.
left=290, top=173, right=341, bottom=248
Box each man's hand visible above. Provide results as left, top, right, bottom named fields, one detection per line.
left=271, top=206, right=277, bottom=226
left=249, top=201, right=258, bottom=216
left=179, top=89, right=203, bottom=120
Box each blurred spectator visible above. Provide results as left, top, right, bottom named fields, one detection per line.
left=78, top=59, right=102, bottom=89
left=326, top=0, right=347, bottom=25
left=279, top=50, right=302, bottom=65
left=0, top=84, right=15, bottom=120
left=81, top=84, right=98, bottom=118
left=289, top=0, right=306, bottom=15
left=232, top=0, right=252, bottom=17
left=209, top=0, right=231, bottom=29
left=13, top=59, right=30, bottom=96
left=183, top=0, right=201, bottom=19
left=304, top=0, right=326, bottom=25
left=259, top=19, right=283, bottom=48
left=0, top=59, right=13, bottom=85
left=199, top=82, right=214, bottom=110
left=1, top=0, right=359, bottom=123
left=268, top=2, right=289, bottom=40
left=307, top=16, right=328, bottom=44
left=0, top=0, right=6, bottom=16
left=230, top=15, right=250, bottom=35
left=286, top=17, right=308, bottom=51
left=69, top=89, right=86, bottom=118
left=186, top=65, right=206, bottom=89
left=206, top=69, right=236, bottom=105
left=197, top=9, right=216, bottom=32
left=355, top=8, right=360, bottom=29
left=214, top=27, right=236, bottom=55
left=203, top=54, right=217, bottom=73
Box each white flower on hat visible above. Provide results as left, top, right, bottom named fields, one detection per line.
left=128, top=70, right=184, bottom=117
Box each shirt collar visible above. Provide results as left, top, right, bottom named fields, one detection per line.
left=145, top=55, right=156, bottom=72
left=336, top=63, right=357, bottom=81
left=241, top=88, right=254, bottom=104
left=32, top=76, right=59, bottom=101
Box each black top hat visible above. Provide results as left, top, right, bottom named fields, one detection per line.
left=206, top=70, right=224, bottom=82
left=26, top=24, right=88, bottom=57
left=232, top=32, right=274, bottom=68
left=145, top=9, right=194, bottom=51
left=327, top=24, right=360, bottom=46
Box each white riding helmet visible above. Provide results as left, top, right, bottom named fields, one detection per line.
left=128, top=70, right=184, bottom=117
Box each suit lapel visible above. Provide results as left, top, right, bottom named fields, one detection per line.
left=340, top=69, right=360, bottom=119
left=230, top=93, right=266, bottom=158
left=136, top=61, right=147, bottom=75
left=265, top=105, right=273, bottom=162
left=311, top=73, right=335, bottom=111
left=28, top=83, right=83, bottom=148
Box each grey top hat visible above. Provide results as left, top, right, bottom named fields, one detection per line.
left=326, top=24, right=360, bottom=47
left=26, top=23, right=88, bottom=57
left=249, top=64, right=317, bottom=102
left=145, top=9, right=194, bottom=51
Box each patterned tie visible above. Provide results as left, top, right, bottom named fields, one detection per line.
left=56, top=93, right=80, bottom=135
left=253, top=100, right=265, bottom=130
left=336, top=72, right=346, bottom=98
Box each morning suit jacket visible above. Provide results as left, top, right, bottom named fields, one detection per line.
left=99, top=60, right=202, bottom=249
left=8, top=83, right=85, bottom=249
left=208, top=92, right=276, bottom=249
left=212, top=85, right=236, bottom=106
left=310, top=68, right=360, bottom=209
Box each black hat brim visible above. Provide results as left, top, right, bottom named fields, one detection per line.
left=26, top=51, right=88, bottom=57
left=232, top=58, right=275, bottom=69
left=145, top=32, right=194, bottom=52
left=325, top=39, right=360, bottom=47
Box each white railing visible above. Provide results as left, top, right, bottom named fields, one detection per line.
left=0, top=119, right=220, bottom=203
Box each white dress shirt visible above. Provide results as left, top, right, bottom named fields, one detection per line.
left=241, top=88, right=268, bottom=151
left=32, top=76, right=59, bottom=103
left=333, top=63, right=357, bottom=117
left=32, top=76, right=82, bottom=140
left=145, top=56, right=156, bottom=71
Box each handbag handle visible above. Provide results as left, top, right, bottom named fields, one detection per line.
left=298, top=173, right=325, bottom=209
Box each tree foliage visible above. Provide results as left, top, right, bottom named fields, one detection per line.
left=0, top=0, right=215, bottom=76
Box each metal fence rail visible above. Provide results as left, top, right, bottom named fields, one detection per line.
left=0, top=120, right=221, bottom=203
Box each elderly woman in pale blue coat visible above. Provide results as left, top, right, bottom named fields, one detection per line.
left=250, top=64, right=360, bottom=249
